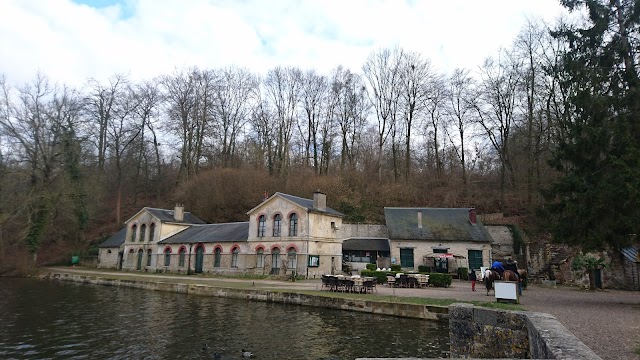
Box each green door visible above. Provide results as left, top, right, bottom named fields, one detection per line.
left=468, top=250, right=483, bottom=270
left=399, top=248, right=414, bottom=268
left=136, top=250, right=143, bottom=270
left=195, top=246, right=204, bottom=273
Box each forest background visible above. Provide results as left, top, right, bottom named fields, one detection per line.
left=1, top=0, right=639, bottom=275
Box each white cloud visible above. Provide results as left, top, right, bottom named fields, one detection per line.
left=0, top=0, right=568, bottom=87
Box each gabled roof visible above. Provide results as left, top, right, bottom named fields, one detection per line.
left=124, top=207, right=206, bottom=225
left=247, top=192, right=344, bottom=217
left=342, top=237, right=390, bottom=252
left=158, top=222, right=249, bottom=244
left=98, top=227, right=127, bottom=248
left=384, top=207, right=492, bottom=243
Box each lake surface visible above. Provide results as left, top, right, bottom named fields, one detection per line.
left=0, top=278, right=450, bottom=359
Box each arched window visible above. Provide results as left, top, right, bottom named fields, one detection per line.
left=271, top=248, right=280, bottom=275
left=256, top=248, right=264, bottom=268
left=231, top=247, right=239, bottom=268
left=287, top=247, right=297, bottom=270
left=146, top=249, right=153, bottom=266
left=149, top=223, right=156, bottom=242
left=289, top=213, right=298, bottom=236
left=214, top=247, right=222, bottom=267
left=130, top=224, right=137, bottom=242
left=273, top=214, right=282, bottom=237
left=178, top=247, right=186, bottom=267
left=140, top=224, right=146, bottom=242
left=257, top=215, right=266, bottom=237
left=164, top=247, right=171, bottom=266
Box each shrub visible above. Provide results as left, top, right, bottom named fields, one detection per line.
left=418, top=265, right=431, bottom=273
left=390, top=264, right=402, bottom=272
left=365, top=263, right=377, bottom=271
left=428, top=273, right=452, bottom=287
left=360, top=270, right=387, bottom=284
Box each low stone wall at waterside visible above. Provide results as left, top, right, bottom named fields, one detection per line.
left=46, top=272, right=447, bottom=321
left=449, top=303, right=602, bottom=359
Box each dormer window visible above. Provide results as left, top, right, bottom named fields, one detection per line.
left=273, top=214, right=282, bottom=237
left=257, top=215, right=266, bottom=237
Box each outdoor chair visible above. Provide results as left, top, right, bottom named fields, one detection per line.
left=398, top=274, right=409, bottom=288
left=321, top=275, right=331, bottom=290
left=344, top=279, right=355, bottom=293
left=364, top=278, right=377, bottom=293
left=386, top=275, right=396, bottom=287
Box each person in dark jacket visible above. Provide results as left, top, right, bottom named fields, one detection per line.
left=469, top=269, right=477, bottom=291
left=504, top=259, right=521, bottom=295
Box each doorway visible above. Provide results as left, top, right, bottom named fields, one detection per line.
left=136, top=250, right=143, bottom=270
left=195, top=246, right=204, bottom=273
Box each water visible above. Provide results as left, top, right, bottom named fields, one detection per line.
left=0, top=278, right=450, bottom=359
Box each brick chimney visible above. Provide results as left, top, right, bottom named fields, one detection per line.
left=469, top=208, right=476, bottom=225
left=174, top=204, right=184, bottom=222
left=313, top=190, right=326, bottom=211
left=417, top=210, right=423, bottom=228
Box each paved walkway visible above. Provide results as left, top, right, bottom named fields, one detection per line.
left=47, top=268, right=640, bottom=360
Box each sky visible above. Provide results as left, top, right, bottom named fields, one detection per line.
left=0, top=0, right=570, bottom=87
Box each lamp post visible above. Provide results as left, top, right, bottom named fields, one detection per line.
left=187, top=243, right=193, bottom=275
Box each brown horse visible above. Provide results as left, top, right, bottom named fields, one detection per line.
left=503, top=270, right=518, bottom=282
left=484, top=269, right=518, bottom=295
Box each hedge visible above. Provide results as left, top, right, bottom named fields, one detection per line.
left=365, top=263, right=377, bottom=271
left=360, top=270, right=387, bottom=284
left=428, top=273, right=452, bottom=287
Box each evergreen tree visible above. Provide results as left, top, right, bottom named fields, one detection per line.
left=544, top=0, right=640, bottom=250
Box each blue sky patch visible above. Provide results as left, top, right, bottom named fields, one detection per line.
left=72, top=0, right=134, bottom=19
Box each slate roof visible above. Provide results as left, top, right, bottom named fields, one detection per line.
left=158, top=222, right=249, bottom=244
left=144, top=208, right=206, bottom=224
left=342, top=237, right=390, bottom=252
left=384, top=207, right=492, bottom=242
left=98, top=227, right=127, bottom=248
left=276, top=192, right=344, bottom=217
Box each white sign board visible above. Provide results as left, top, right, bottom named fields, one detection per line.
left=494, top=281, right=519, bottom=303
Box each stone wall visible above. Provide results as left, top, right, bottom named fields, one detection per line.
left=449, top=303, right=602, bottom=359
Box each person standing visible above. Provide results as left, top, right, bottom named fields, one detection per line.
left=469, top=269, right=477, bottom=291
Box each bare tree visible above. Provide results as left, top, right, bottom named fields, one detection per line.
left=210, top=66, right=258, bottom=168
left=84, top=74, right=128, bottom=173
left=0, top=74, right=83, bottom=259
left=422, top=74, right=448, bottom=177
left=399, top=51, right=434, bottom=181
left=328, top=66, right=368, bottom=171
left=298, top=70, right=328, bottom=174
left=474, top=50, right=522, bottom=207
left=263, top=66, right=302, bottom=176
left=445, top=68, right=476, bottom=185
left=362, top=47, right=405, bottom=181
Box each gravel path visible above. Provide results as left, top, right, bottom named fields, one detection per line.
left=48, top=268, right=640, bottom=359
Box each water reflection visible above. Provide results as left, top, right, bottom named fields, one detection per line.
left=0, top=278, right=449, bottom=359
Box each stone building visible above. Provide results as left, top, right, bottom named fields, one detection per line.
left=98, top=192, right=495, bottom=277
